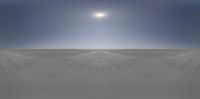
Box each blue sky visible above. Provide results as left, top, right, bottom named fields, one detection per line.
left=0, top=0, right=200, bottom=49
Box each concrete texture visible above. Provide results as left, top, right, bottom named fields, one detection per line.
left=0, top=49, right=200, bottom=99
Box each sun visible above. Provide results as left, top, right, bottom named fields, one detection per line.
left=93, top=12, right=107, bottom=19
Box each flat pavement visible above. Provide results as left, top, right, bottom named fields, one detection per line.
left=0, top=49, right=200, bottom=99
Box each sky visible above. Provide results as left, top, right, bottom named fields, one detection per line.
left=0, top=0, right=200, bottom=49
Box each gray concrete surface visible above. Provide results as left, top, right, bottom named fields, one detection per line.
left=0, top=49, right=200, bottom=99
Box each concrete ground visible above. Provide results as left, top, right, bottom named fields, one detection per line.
left=0, top=49, right=200, bottom=99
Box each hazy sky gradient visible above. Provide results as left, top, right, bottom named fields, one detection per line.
left=0, top=0, right=200, bottom=49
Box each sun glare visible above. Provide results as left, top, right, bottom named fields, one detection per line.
left=93, top=12, right=107, bottom=19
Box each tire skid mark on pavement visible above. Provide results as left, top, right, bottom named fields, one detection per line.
left=0, top=52, right=21, bottom=98
left=106, top=51, right=196, bottom=78
left=101, top=51, right=199, bottom=96
left=4, top=51, right=96, bottom=78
